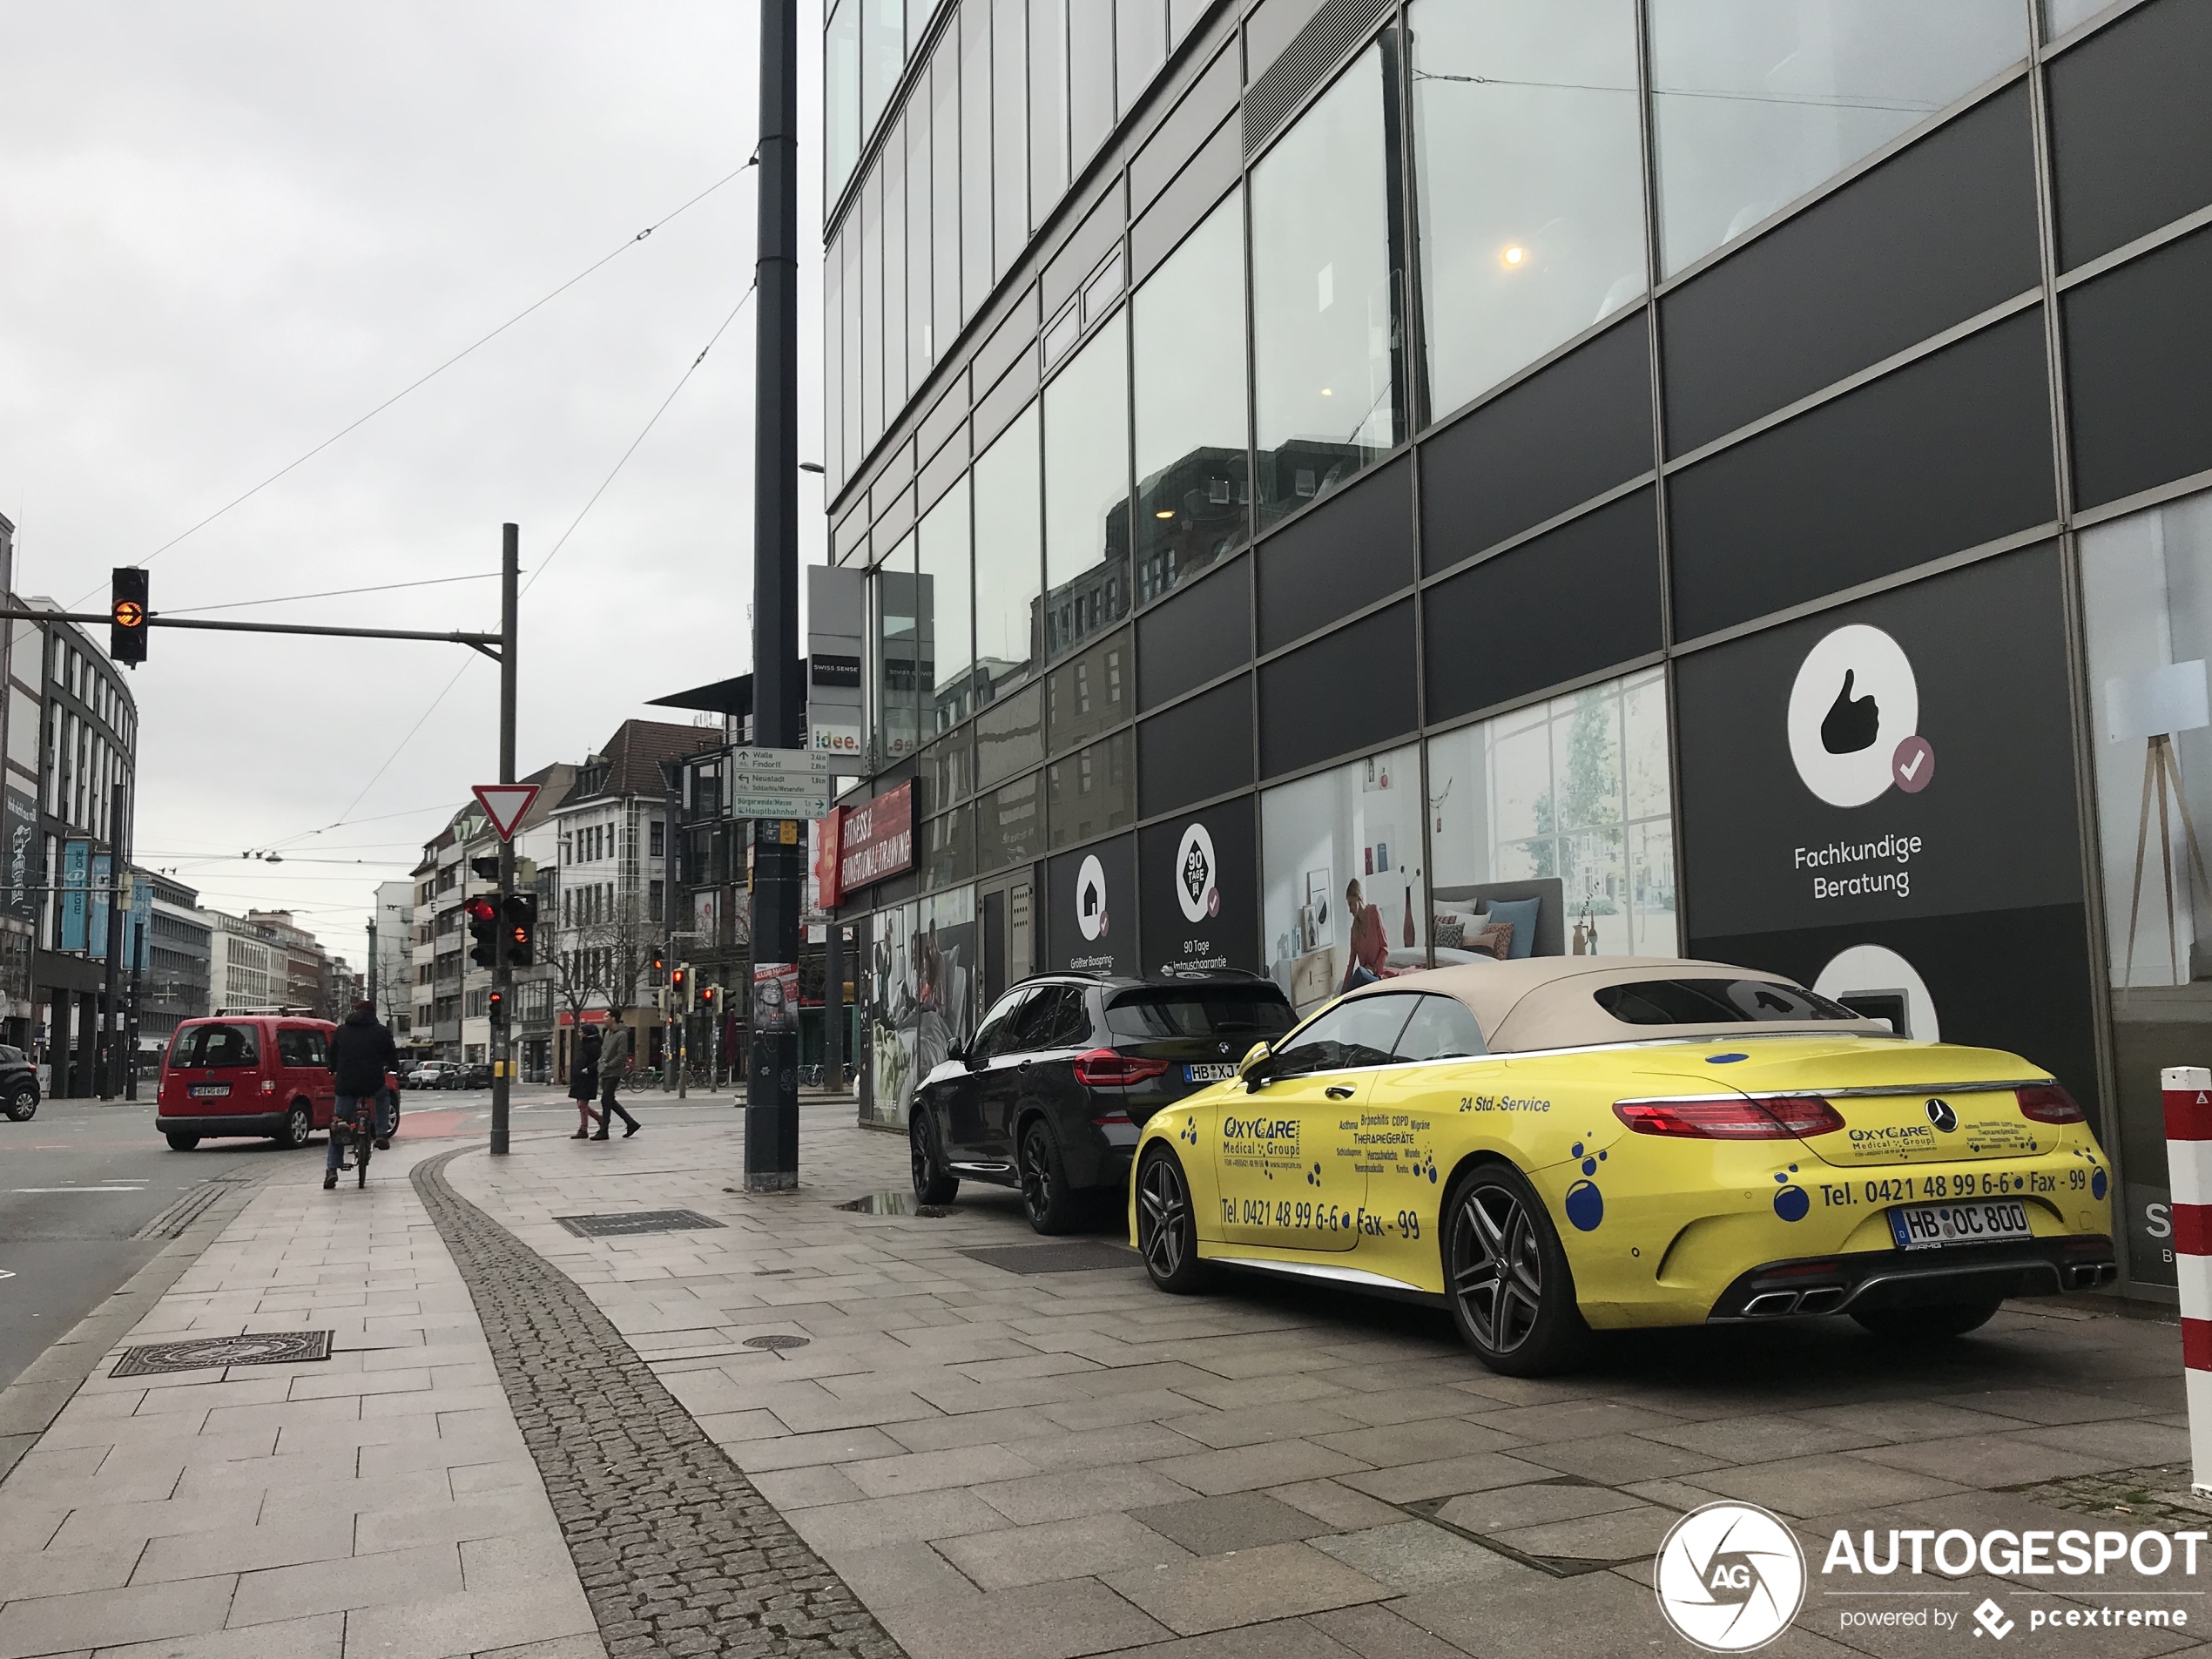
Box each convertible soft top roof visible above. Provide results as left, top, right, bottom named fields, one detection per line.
left=1333, top=956, right=1894, bottom=1054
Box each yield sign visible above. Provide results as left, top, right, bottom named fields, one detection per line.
left=471, top=783, right=541, bottom=842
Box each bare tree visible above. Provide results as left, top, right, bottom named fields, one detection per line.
left=551, top=890, right=662, bottom=1024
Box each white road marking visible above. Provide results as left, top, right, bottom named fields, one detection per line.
left=10, top=1186, right=146, bottom=1194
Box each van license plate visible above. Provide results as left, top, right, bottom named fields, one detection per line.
left=188, top=1084, right=230, bottom=1098
left=1184, top=1063, right=1238, bottom=1083
left=1887, top=1200, right=2033, bottom=1250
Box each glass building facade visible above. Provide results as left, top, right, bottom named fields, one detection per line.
left=821, top=0, right=2212, bottom=1298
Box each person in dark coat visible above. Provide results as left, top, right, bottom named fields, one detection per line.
left=570, top=1028, right=603, bottom=1138
left=324, top=1001, right=397, bottom=1189
left=592, top=1021, right=640, bottom=1140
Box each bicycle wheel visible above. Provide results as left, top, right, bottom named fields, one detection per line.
left=356, top=1130, right=371, bottom=1187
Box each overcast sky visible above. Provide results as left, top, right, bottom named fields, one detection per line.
left=0, top=3, right=827, bottom=974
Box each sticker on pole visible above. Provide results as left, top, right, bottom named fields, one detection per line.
left=472, top=784, right=542, bottom=842
left=754, top=962, right=799, bottom=1031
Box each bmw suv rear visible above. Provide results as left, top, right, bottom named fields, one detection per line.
left=908, top=974, right=1295, bottom=1232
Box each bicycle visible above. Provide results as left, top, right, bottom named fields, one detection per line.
left=332, top=1098, right=374, bottom=1187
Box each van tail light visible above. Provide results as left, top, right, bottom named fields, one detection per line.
left=2018, top=1082, right=2086, bottom=1124
left=1074, top=1049, right=1169, bottom=1088
left=1613, top=1096, right=1845, bottom=1139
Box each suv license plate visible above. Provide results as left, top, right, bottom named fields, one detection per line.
left=1888, top=1200, right=2033, bottom=1251
left=1184, top=1063, right=1238, bottom=1083
left=189, top=1083, right=230, bottom=1098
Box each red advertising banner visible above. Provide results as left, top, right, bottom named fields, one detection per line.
left=816, top=806, right=846, bottom=910
left=839, top=780, right=914, bottom=894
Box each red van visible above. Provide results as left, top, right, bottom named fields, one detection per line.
left=156, top=1011, right=338, bottom=1150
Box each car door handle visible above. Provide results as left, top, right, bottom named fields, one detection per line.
left=1325, top=1084, right=1356, bottom=1100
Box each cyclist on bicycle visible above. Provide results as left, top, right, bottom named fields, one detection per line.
left=324, top=1000, right=398, bottom=1190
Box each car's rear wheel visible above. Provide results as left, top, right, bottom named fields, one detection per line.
left=276, top=1103, right=312, bottom=1150
left=1135, top=1146, right=1206, bottom=1293
left=909, top=1110, right=959, bottom=1205
left=1443, top=1163, right=1592, bottom=1376
left=5, top=1084, right=36, bottom=1122
left=1018, top=1119, right=1080, bottom=1235
left=1851, top=1298, right=2004, bottom=1340
left=165, top=1131, right=200, bottom=1151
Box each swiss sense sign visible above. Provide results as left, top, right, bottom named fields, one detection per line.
left=838, top=780, right=914, bottom=897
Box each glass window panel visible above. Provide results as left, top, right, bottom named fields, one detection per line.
left=1649, top=0, right=2027, bottom=276
left=994, top=0, right=1029, bottom=284
left=1046, top=627, right=1131, bottom=755
left=974, top=402, right=1043, bottom=698
left=862, top=0, right=906, bottom=137
left=861, top=172, right=883, bottom=450
left=842, top=228, right=863, bottom=469
left=1170, top=0, right=1207, bottom=44
left=1251, top=49, right=1399, bottom=529
left=1133, top=194, right=1250, bottom=605
left=824, top=227, right=846, bottom=489
left=1030, top=0, right=1069, bottom=223
left=1260, top=744, right=1426, bottom=1014
left=1426, top=665, right=1676, bottom=960
left=932, top=33, right=962, bottom=364
left=919, top=474, right=974, bottom=734
left=870, top=534, right=922, bottom=765
left=827, top=0, right=862, bottom=202
left=962, top=0, right=994, bottom=320
left=922, top=806, right=975, bottom=888
left=1069, top=0, right=1116, bottom=170
left=980, top=772, right=1044, bottom=872
left=923, top=727, right=975, bottom=807
left=1047, top=731, right=1135, bottom=847
left=883, top=113, right=908, bottom=415
left=1043, top=311, right=1131, bottom=657
left=1408, top=0, right=1645, bottom=418
left=1117, top=0, right=1167, bottom=115
left=907, top=105, right=934, bottom=374
left=977, top=684, right=1045, bottom=790
left=2044, top=0, right=2103, bottom=36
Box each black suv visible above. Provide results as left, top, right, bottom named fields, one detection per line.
left=908, top=974, right=1295, bottom=1233
left=0, top=1046, right=36, bottom=1121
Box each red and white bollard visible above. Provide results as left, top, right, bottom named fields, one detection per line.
left=2163, top=1064, right=2212, bottom=1494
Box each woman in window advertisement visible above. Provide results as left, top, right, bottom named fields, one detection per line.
left=1340, top=878, right=1402, bottom=992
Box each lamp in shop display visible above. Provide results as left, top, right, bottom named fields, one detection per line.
left=2107, top=659, right=2212, bottom=989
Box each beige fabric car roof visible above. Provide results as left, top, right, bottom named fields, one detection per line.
left=1333, top=956, right=1894, bottom=1054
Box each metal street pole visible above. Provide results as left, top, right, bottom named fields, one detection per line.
left=746, top=0, right=801, bottom=1190
left=663, top=773, right=678, bottom=1091
left=98, top=783, right=128, bottom=1099
left=490, top=523, right=517, bottom=1156
left=824, top=921, right=844, bottom=1092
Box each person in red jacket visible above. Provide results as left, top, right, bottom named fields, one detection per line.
left=1341, top=879, right=1396, bottom=993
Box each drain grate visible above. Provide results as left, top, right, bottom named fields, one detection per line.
left=742, top=1334, right=811, bottom=1352
left=111, top=1330, right=333, bottom=1378
left=555, top=1210, right=726, bottom=1238
left=959, top=1241, right=1141, bottom=1275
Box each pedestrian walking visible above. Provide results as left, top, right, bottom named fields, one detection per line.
left=594, top=1019, right=641, bottom=1139
left=569, top=1028, right=602, bottom=1139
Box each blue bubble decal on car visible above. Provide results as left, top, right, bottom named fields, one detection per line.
left=1581, top=1158, right=1598, bottom=1176
left=1708, top=1053, right=1749, bottom=1064
left=1773, top=1185, right=1810, bottom=1222
left=1564, top=1180, right=1604, bottom=1231
left=2092, top=1168, right=2108, bottom=1200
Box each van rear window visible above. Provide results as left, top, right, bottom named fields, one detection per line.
left=1103, top=985, right=1296, bottom=1040
left=171, top=1024, right=260, bottom=1069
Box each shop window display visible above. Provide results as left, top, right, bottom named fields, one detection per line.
left=1426, top=667, right=1676, bottom=964
left=1261, top=744, right=1428, bottom=1014
left=861, top=890, right=977, bottom=1130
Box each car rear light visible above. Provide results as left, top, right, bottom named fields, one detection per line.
left=2018, top=1082, right=2086, bottom=1123
left=1074, top=1049, right=1169, bottom=1088
left=1613, top=1095, right=1845, bottom=1138
left=1091, top=1109, right=1135, bottom=1128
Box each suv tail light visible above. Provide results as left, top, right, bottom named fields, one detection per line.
left=1074, top=1049, right=1169, bottom=1088
left=1613, top=1095, right=1845, bottom=1139
left=2017, top=1082, right=2087, bottom=1123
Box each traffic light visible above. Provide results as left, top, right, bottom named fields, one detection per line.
left=502, top=893, right=536, bottom=967
left=470, top=856, right=501, bottom=882
left=651, top=945, right=666, bottom=978
left=670, top=963, right=690, bottom=1010
left=699, top=984, right=717, bottom=1014
left=110, top=569, right=149, bottom=667
left=465, top=895, right=499, bottom=968
left=487, top=988, right=504, bottom=1021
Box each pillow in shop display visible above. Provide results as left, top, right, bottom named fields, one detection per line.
left=1481, top=896, right=1542, bottom=959
left=1434, top=918, right=1466, bottom=949
left=1469, top=922, right=1514, bottom=961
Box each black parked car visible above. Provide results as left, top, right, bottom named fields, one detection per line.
left=0, top=1046, right=37, bottom=1121
left=908, top=974, right=1296, bottom=1233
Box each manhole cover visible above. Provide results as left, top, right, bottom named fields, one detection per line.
left=742, top=1333, right=811, bottom=1352
left=111, top=1330, right=334, bottom=1378
left=835, top=1192, right=952, bottom=1217
left=959, top=1242, right=1140, bottom=1275
left=554, top=1210, right=726, bottom=1238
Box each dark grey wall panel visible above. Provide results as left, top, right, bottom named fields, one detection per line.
left=1669, top=308, right=2054, bottom=642
left=1662, top=86, right=2040, bottom=456
left=1137, top=558, right=1251, bottom=711
left=1131, top=43, right=1241, bottom=212
left=1419, top=314, right=1651, bottom=574
left=2051, top=0, right=2212, bottom=270
left=1258, top=455, right=1413, bottom=652
left=1424, top=489, right=1662, bottom=724
left=1131, top=115, right=1241, bottom=280
left=1258, top=601, right=1417, bottom=779
left=1138, top=675, right=1253, bottom=816
left=2067, top=225, right=2212, bottom=511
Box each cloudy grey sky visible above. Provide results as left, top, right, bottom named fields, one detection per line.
left=0, top=2, right=827, bottom=972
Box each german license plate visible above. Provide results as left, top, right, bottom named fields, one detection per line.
left=1185, top=1063, right=1238, bottom=1083
left=188, top=1083, right=230, bottom=1098
left=1888, top=1200, right=2033, bottom=1250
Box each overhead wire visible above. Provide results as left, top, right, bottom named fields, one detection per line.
left=161, top=570, right=502, bottom=616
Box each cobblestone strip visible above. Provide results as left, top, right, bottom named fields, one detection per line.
left=412, top=1147, right=906, bottom=1659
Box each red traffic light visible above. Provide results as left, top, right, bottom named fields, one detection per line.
left=464, top=896, right=498, bottom=923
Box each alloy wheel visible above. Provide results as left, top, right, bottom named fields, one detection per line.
left=1019, top=1125, right=1052, bottom=1224
left=1136, top=1155, right=1190, bottom=1281
left=284, top=1105, right=312, bottom=1150
left=1450, top=1181, right=1545, bottom=1356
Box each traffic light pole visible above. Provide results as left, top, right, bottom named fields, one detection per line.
left=490, top=524, right=518, bottom=1156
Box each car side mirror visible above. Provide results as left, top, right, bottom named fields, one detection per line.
left=1240, top=1041, right=1274, bottom=1092
left=947, top=1042, right=972, bottom=1069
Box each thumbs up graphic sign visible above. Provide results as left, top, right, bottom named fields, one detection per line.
left=1820, top=669, right=1880, bottom=755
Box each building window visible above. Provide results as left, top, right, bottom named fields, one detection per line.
left=974, top=402, right=1042, bottom=702
left=1042, top=310, right=1131, bottom=657
left=920, top=473, right=974, bottom=734
left=649, top=819, right=664, bottom=859
left=826, top=0, right=861, bottom=201
left=1408, top=0, right=1647, bottom=420
left=650, top=879, right=664, bottom=924
left=872, top=533, right=922, bottom=764
left=1251, top=46, right=1402, bottom=529
left=1648, top=0, right=2027, bottom=276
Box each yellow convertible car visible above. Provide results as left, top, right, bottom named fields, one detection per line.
left=1129, top=959, right=2114, bottom=1373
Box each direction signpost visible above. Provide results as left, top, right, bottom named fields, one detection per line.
left=726, top=747, right=830, bottom=820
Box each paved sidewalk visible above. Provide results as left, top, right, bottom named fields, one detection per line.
left=0, top=1136, right=601, bottom=1659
